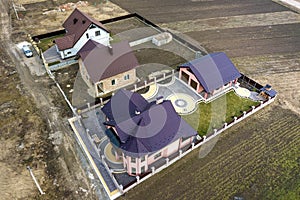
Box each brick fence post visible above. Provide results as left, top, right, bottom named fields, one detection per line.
left=224, top=122, right=227, bottom=128
left=151, top=167, right=155, bottom=175
left=119, top=185, right=124, bottom=194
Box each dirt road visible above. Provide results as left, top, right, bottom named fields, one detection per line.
left=0, top=0, right=101, bottom=199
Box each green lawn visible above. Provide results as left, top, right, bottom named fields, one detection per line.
left=182, top=91, right=260, bottom=136
left=37, top=34, right=65, bottom=52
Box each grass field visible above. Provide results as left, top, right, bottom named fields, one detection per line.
left=120, top=105, right=300, bottom=200
left=37, top=34, right=65, bottom=51
left=111, top=0, right=300, bottom=199
left=182, top=91, right=260, bottom=136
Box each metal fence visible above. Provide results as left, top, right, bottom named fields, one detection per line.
left=49, top=59, right=78, bottom=71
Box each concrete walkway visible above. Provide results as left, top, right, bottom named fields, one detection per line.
left=147, top=76, right=203, bottom=115
left=141, top=83, right=158, bottom=99
left=234, top=86, right=265, bottom=101
left=43, top=45, right=62, bottom=63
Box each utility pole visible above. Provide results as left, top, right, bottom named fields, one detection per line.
left=27, top=166, right=45, bottom=195
left=11, top=1, right=19, bottom=20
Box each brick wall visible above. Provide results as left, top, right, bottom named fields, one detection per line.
left=101, top=69, right=136, bottom=92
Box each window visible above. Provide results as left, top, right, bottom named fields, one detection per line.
left=182, top=137, right=190, bottom=142
left=141, top=156, right=145, bottom=162
left=131, top=157, right=136, bottom=163
left=89, top=24, right=96, bottom=29
left=141, top=166, right=145, bottom=173
left=86, top=33, right=89, bottom=39
left=111, top=79, right=116, bottom=85
left=73, top=18, right=78, bottom=24
left=154, top=152, right=161, bottom=160
left=124, top=74, right=130, bottom=80
left=95, top=30, right=101, bottom=36
left=131, top=167, right=136, bottom=174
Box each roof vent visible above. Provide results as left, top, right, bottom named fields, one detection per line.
left=156, top=96, right=164, bottom=104
left=135, top=110, right=140, bottom=115
left=82, top=20, right=86, bottom=24
left=73, top=18, right=78, bottom=24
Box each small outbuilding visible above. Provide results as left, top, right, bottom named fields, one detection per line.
left=259, top=84, right=277, bottom=98
left=178, top=52, right=241, bottom=99
left=152, top=32, right=172, bottom=46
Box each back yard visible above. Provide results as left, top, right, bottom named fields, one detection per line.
left=183, top=91, right=260, bottom=136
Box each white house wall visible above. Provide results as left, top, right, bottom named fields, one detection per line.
left=58, top=25, right=110, bottom=59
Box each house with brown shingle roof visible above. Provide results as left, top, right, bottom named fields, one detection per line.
left=55, top=8, right=110, bottom=59
left=77, top=40, right=139, bottom=97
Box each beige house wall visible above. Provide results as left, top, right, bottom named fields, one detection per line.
left=99, top=69, right=136, bottom=92
left=79, top=59, right=94, bottom=90
left=79, top=58, right=137, bottom=96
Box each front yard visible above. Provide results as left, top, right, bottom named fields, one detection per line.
left=37, top=34, right=65, bottom=52
left=182, top=91, right=260, bottom=136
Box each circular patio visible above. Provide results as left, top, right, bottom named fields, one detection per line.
left=166, top=93, right=196, bottom=114
left=235, top=87, right=251, bottom=98
left=104, top=143, right=123, bottom=165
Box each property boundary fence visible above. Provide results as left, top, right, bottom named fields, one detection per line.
left=69, top=72, right=277, bottom=199
left=49, top=59, right=78, bottom=71
left=126, top=70, right=174, bottom=92
left=75, top=70, right=175, bottom=112
left=118, top=94, right=276, bottom=195
left=31, top=11, right=277, bottom=200
left=31, top=13, right=207, bottom=55
left=239, top=73, right=263, bottom=90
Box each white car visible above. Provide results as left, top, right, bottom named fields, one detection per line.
left=22, top=45, right=33, bottom=57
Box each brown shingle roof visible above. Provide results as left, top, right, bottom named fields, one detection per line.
left=55, top=34, right=75, bottom=50
left=55, top=8, right=109, bottom=51
left=78, top=40, right=139, bottom=83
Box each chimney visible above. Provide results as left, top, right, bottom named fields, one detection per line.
left=156, top=96, right=164, bottom=104
left=108, top=45, right=113, bottom=55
